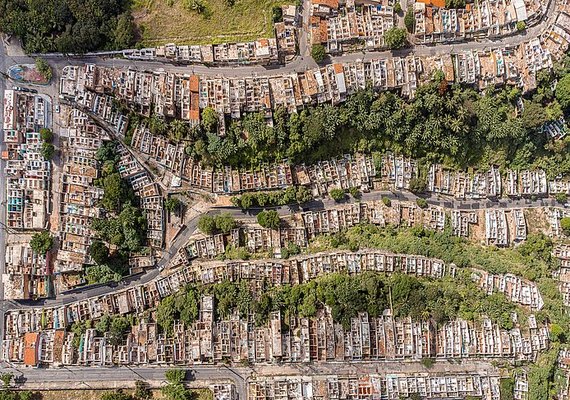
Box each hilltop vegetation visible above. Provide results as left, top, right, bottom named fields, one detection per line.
left=0, top=0, right=136, bottom=53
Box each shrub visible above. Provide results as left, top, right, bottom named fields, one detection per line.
left=40, top=127, right=54, bottom=143
left=404, top=7, right=415, bottom=32
left=329, top=188, right=346, bottom=202
left=556, top=193, right=568, bottom=204
left=30, top=231, right=53, bottom=254
left=198, top=215, right=216, bottom=235
left=416, top=198, right=428, bottom=209
left=382, top=196, right=392, bottom=207
left=384, top=27, right=407, bottom=49
left=257, top=210, right=281, bottom=229
left=421, top=357, right=435, bottom=368
left=311, top=44, right=326, bottom=63
left=561, top=217, right=570, bottom=236
left=349, top=187, right=361, bottom=199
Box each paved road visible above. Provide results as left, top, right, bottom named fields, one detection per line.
left=213, top=189, right=561, bottom=218
left=2, top=364, right=249, bottom=398
left=0, top=0, right=559, bottom=79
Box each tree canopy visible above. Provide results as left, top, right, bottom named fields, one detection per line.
left=30, top=231, right=53, bottom=254
left=0, top=0, right=136, bottom=53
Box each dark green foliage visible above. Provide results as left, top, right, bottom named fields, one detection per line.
left=156, top=285, right=199, bottom=333
left=198, top=215, right=216, bottom=234
left=421, top=357, right=435, bottom=368
left=382, top=196, right=391, bottom=207
left=516, top=21, right=526, bottom=31
left=231, top=186, right=312, bottom=209
left=257, top=210, right=281, bottom=229
left=556, top=193, right=568, bottom=204
left=165, top=197, right=183, bottom=214
left=0, top=0, right=135, bottom=53
left=30, top=231, right=53, bottom=254
left=35, top=57, right=52, bottom=81
left=384, top=27, right=407, bottom=49
left=499, top=378, right=514, bottom=400
left=89, top=240, right=109, bottom=265
left=113, top=13, right=136, bottom=50
left=528, top=346, right=559, bottom=400
left=329, top=188, right=346, bottom=202
left=445, top=0, right=465, bottom=7
left=165, top=369, right=186, bottom=384
left=39, top=127, right=53, bottom=143
left=311, top=43, right=326, bottom=62
left=408, top=177, right=427, bottom=193
left=272, top=6, right=283, bottom=22
left=92, top=203, right=147, bottom=253
left=557, top=74, right=570, bottom=111
left=561, top=217, right=570, bottom=236
left=197, top=213, right=236, bottom=234
left=41, top=142, right=55, bottom=160
left=0, top=373, right=13, bottom=388
left=404, top=7, right=415, bottom=32
left=416, top=198, right=428, bottom=208
left=349, top=187, right=361, bottom=199
left=201, top=107, right=218, bottom=133
left=101, top=390, right=132, bottom=400
left=393, top=2, right=402, bottom=13
left=134, top=380, right=153, bottom=400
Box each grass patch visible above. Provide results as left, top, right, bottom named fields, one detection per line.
left=132, top=0, right=292, bottom=46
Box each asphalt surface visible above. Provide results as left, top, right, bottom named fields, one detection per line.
left=2, top=364, right=249, bottom=398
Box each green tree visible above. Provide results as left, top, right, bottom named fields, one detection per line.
left=409, top=177, right=427, bottom=193
left=550, top=323, right=566, bottom=343
left=404, top=7, right=415, bottom=32
left=311, top=44, right=326, bottom=63
left=198, top=215, right=216, bottom=234
left=556, top=74, right=570, bottom=111
left=214, top=213, right=237, bottom=233
left=35, top=57, right=52, bottom=81
left=329, top=188, right=346, bottom=202
left=113, top=13, right=136, bottom=50
left=89, top=240, right=109, bottom=265
left=556, top=193, right=568, bottom=204
left=516, top=20, right=526, bottom=31
left=348, top=187, right=361, bottom=199
left=445, top=0, right=465, bottom=7
left=561, top=217, right=570, bottom=236
left=39, top=127, right=54, bottom=143
left=165, top=197, right=182, bottom=214
left=165, top=369, right=186, bottom=384
left=382, top=196, right=391, bottom=207
left=384, top=27, right=407, bottom=49
left=421, top=357, right=435, bottom=368
left=201, top=107, right=218, bottom=133
left=41, top=142, right=55, bottom=160
left=499, top=378, right=514, bottom=400
left=0, top=373, right=12, bottom=388
left=393, top=2, right=402, bottom=13
left=30, top=231, right=53, bottom=254
left=257, top=210, right=281, bottom=229
left=416, top=198, right=428, bottom=209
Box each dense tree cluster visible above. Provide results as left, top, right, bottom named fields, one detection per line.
left=230, top=186, right=312, bottom=209
left=88, top=141, right=147, bottom=282
left=136, top=55, right=570, bottom=180
left=197, top=213, right=237, bottom=235
left=0, top=0, right=136, bottom=53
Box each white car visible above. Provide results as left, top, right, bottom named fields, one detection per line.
left=54, top=104, right=60, bottom=113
